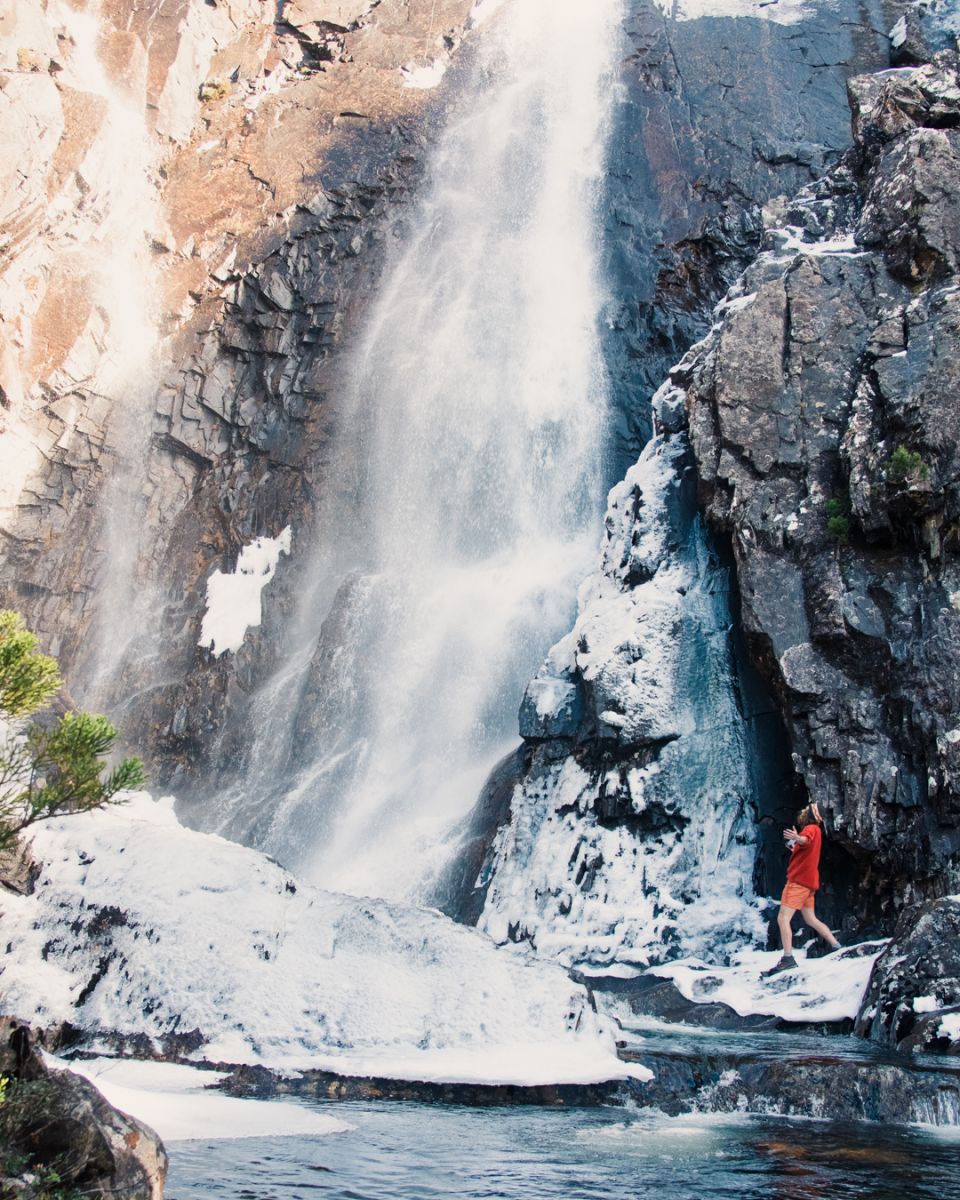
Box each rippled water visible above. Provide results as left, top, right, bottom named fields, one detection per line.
left=166, top=1101, right=960, bottom=1200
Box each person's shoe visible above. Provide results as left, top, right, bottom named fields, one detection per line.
left=762, top=954, right=798, bottom=978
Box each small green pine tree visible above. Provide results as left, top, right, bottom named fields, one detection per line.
left=825, top=493, right=852, bottom=544
left=0, top=611, right=145, bottom=850
left=885, top=445, right=929, bottom=484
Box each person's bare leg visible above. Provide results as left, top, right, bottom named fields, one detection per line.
left=777, top=905, right=798, bottom=955
left=801, top=906, right=839, bottom=947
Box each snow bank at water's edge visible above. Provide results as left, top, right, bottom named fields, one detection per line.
left=1, top=795, right=648, bottom=1087
left=53, top=1056, right=353, bottom=1143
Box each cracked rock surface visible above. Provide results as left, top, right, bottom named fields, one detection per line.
left=668, top=50, right=960, bottom=929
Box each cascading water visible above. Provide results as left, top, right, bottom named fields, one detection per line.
left=209, top=0, right=625, bottom=901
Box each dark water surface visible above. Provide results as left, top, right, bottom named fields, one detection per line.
left=166, top=1101, right=960, bottom=1200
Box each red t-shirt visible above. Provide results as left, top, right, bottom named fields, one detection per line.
left=787, top=823, right=822, bottom=890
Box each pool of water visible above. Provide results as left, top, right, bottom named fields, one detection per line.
left=166, top=1101, right=960, bottom=1200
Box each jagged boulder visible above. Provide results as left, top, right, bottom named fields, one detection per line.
left=855, top=897, right=960, bottom=1054
left=0, top=1021, right=167, bottom=1198
left=855, top=54, right=960, bottom=285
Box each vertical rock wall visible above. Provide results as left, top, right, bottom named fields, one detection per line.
left=676, top=52, right=960, bottom=927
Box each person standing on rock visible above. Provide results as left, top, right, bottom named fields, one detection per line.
left=764, top=801, right=841, bottom=977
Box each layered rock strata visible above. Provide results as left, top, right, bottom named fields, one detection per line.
left=0, top=0, right=476, bottom=742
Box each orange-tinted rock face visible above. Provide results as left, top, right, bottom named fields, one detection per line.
left=0, top=0, right=478, bottom=696
left=1, top=0, right=475, bottom=419
left=0, top=0, right=476, bottom=542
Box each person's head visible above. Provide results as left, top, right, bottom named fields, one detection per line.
left=796, top=801, right=823, bottom=829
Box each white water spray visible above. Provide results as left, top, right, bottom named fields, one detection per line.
left=223, top=0, right=625, bottom=900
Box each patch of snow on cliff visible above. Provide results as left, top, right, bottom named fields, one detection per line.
left=401, top=59, right=448, bottom=89
left=198, top=528, right=291, bottom=657
left=57, top=1057, right=353, bottom=1142
left=648, top=943, right=887, bottom=1023
left=0, top=795, right=643, bottom=1086
left=940, top=1012, right=960, bottom=1042
left=653, top=0, right=812, bottom=24
left=770, top=228, right=867, bottom=259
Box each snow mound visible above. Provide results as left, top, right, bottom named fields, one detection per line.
left=648, top=944, right=888, bottom=1024
left=0, top=796, right=646, bottom=1086
left=57, top=1056, right=352, bottom=1143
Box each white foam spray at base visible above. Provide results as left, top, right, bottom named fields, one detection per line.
left=215, top=0, right=625, bottom=902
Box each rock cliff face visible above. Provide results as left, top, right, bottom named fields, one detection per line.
left=677, top=50, right=960, bottom=928
left=3, top=0, right=958, bottom=963
left=1, top=0, right=906, bottom=801
left=0, top=0, right=476, bottom=766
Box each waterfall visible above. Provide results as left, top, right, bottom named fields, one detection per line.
left=212, top=0, right=625, bottom=901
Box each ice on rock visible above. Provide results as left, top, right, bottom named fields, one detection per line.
left=647, top=944, right=888, bottom=1024
left=0, top=796, right=642, bottom=1086
left=482, top=434, right=766, bottom=971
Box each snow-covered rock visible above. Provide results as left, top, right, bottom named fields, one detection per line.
left=855, top=896, right=960, bottom=1055
left=0, top=795, right=646, bottom=1086
left=477, top=433, right=767, bottom=971
left=647, top=943, right=887, bottom=1025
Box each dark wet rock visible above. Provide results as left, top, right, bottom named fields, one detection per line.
left=432, top=744, right=526, bottom=925
left=0, top=1021, right=166, bottom=1199
left=623, top=1042, right=960, bottom=1124
left=217, top=1061, right=622, bottom=1107
left=855, top=897, right=960, bottom=1054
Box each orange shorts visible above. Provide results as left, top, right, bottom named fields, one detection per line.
left=781, top=882, right=816, bottom=910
